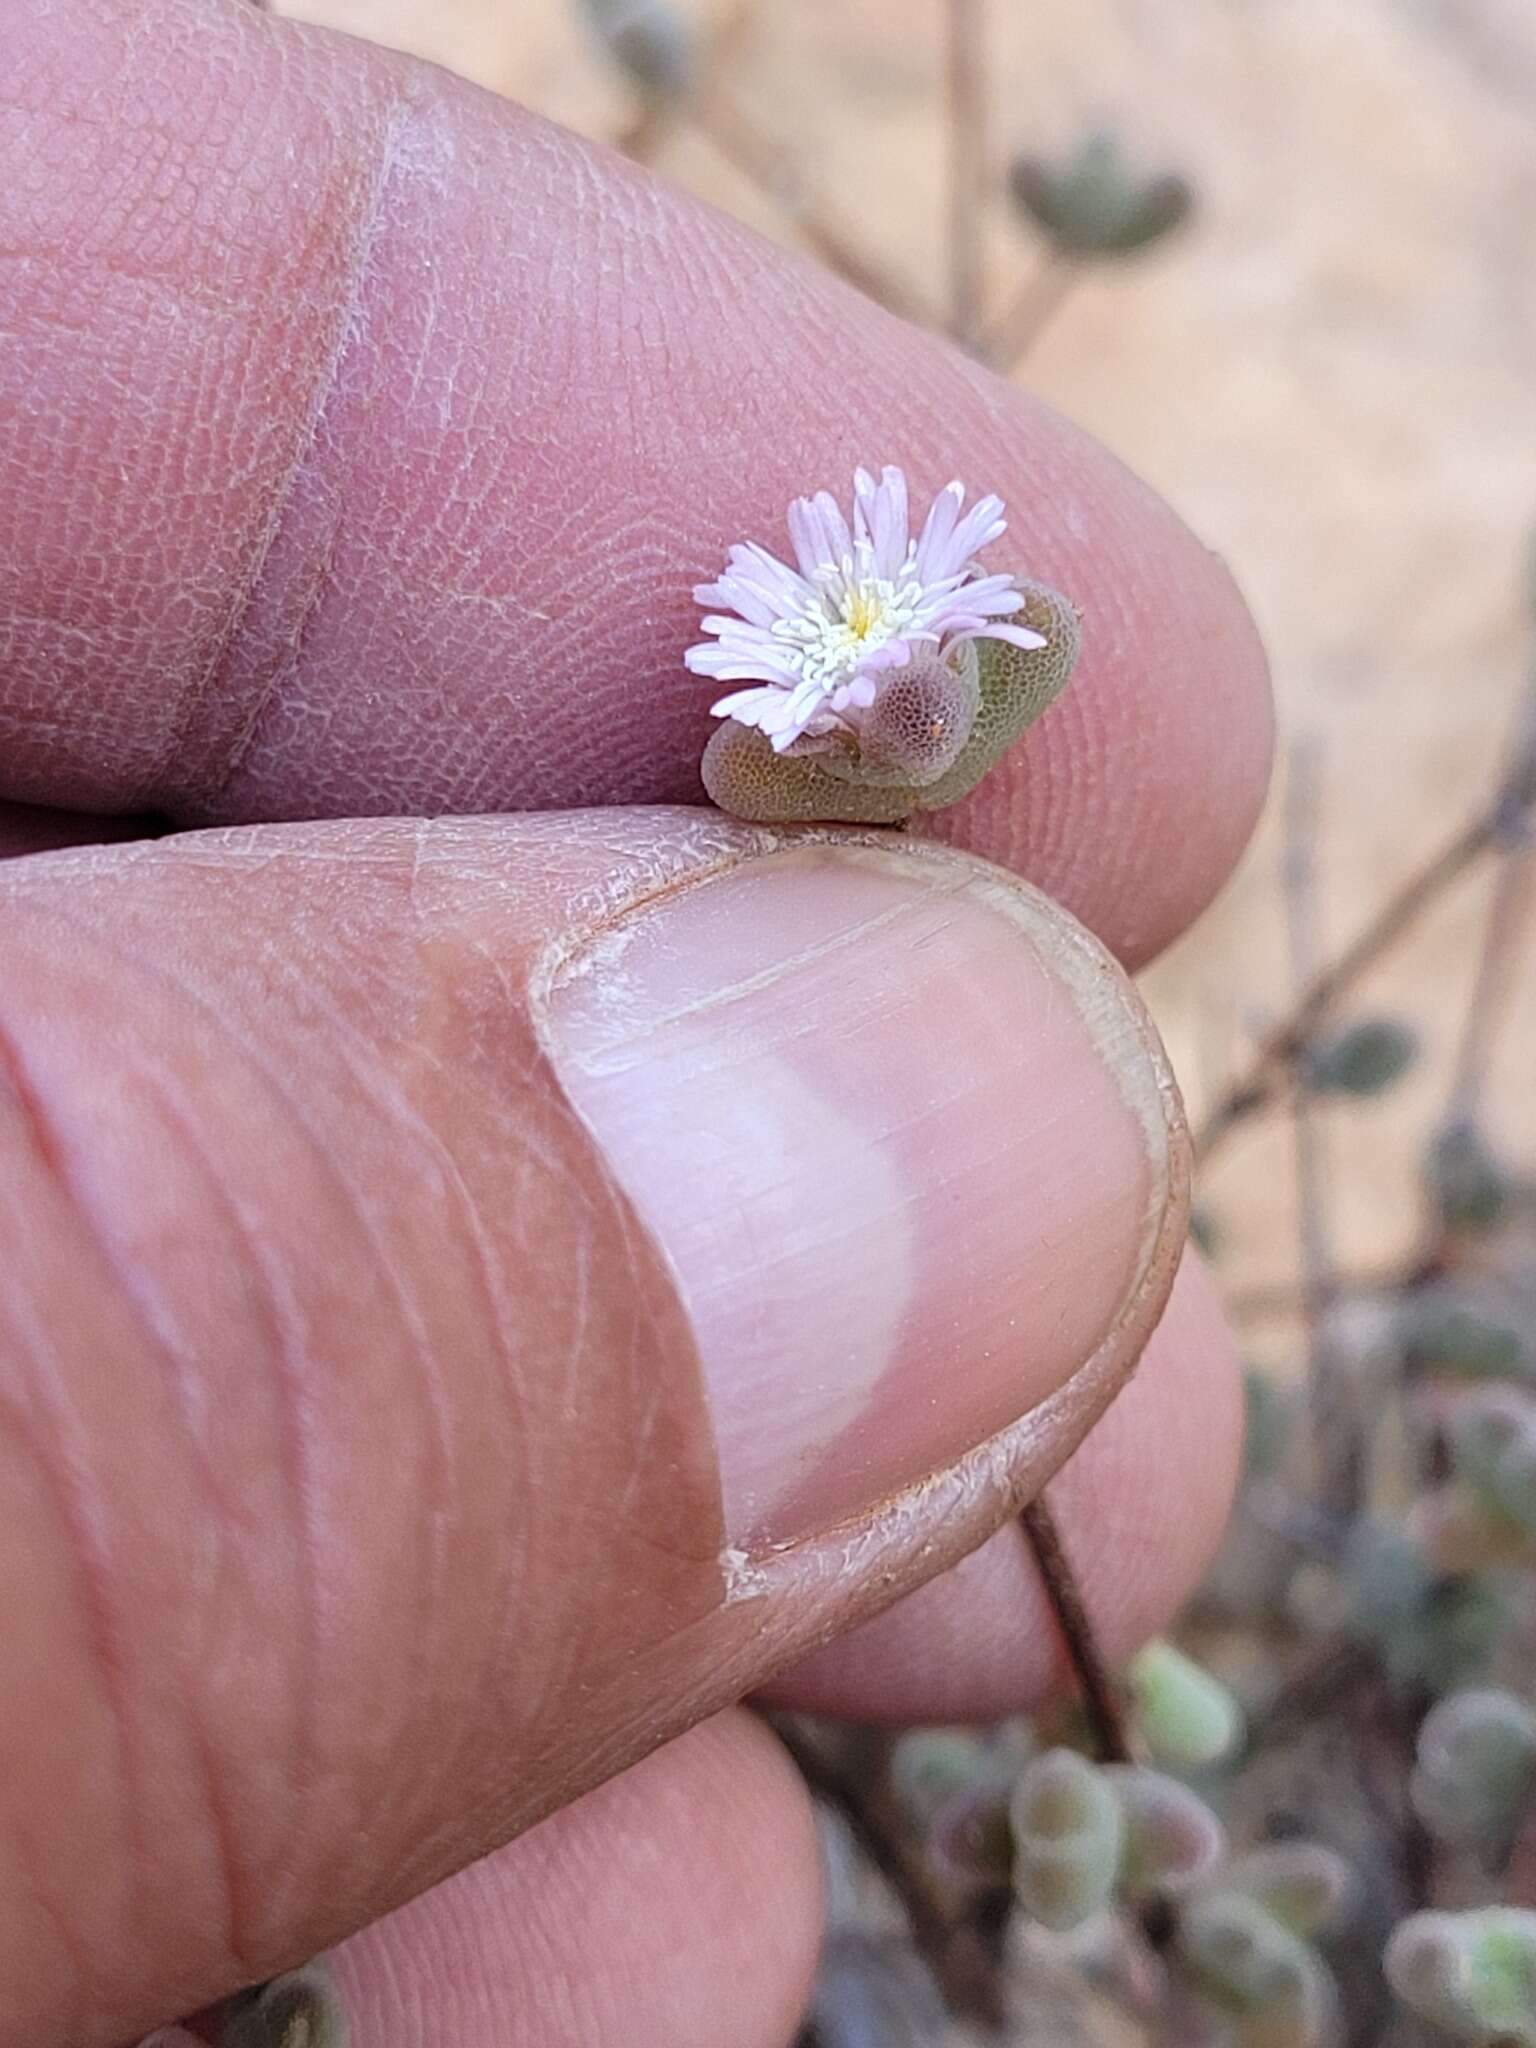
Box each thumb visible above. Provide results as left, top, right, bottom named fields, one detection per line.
left=0, top=811, right=1186, bottom=2046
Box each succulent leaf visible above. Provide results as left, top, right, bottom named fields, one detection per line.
left=1009, top=1748, right=1123, bottom=1932
left=1129, top=1641, right=1245, bottom=1769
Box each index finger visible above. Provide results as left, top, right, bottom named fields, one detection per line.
left=2, top=0, right=1270, bottom=962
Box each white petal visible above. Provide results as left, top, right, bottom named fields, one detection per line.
left=913, top=480, right=966, bottom=583
left=944, top=494, right=1007, bottom=571
left=980, top=622, right=1048, bottom=651
left=710, top=685, right=790, bottom=725
left=786, top=496, right=832, bottom=581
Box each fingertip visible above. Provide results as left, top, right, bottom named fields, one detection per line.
left=330, top=1713, right=822, bottom=2048
left=763, top=1252, right=1243, bottom=1722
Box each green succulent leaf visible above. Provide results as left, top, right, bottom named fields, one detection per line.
left=1427, top=1119, right=1513, bottom=1236
left=579, top=0, right=694, bottom=99
left=1412, top=1689, right=1536, bottom=1857
left=701, top=583, right=1079, bottom=824
left=1009, top=131, right=1194, bottom=258
left=221, top=1966, right=347, bottom=2048
left=1387, top=1908, right=1536, bottom=2043
left=1009, top=1747, right=1123, bottom=1932
left=1303, top=1016, right=1418, bottom=1097
left=1129, top=1641, right=1245, bottom=1770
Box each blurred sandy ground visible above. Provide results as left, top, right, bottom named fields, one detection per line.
left=277, top=0, right=1536, bottom=1340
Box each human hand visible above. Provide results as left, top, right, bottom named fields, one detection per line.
left=1, top=4, right=1271, bottom=2042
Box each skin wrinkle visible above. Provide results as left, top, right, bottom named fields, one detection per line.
left=0, top=1020, right=237, bottom=1998
left=0, top=1213, right=143, bottom=2029
left=2, top=872, right=550, bottom=1972
left=0, top=995, right=320, bottom=1978
left=2, top=899, right=331, bottom=1973
left=234, top=927, right=498, bottom=1860
left=129, top=1071, right=312, bottom=1976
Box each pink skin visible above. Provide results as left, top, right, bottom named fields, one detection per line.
left=0, top=4, right=1273, bottom=2043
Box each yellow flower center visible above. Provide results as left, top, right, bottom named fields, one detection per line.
left=843, top=589, right=885, bottom=640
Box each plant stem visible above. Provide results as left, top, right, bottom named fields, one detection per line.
left=984, top=252, right=1080, bottom=369
left=1282, top=740, right=1359, bottom=1514
left=1446, top=791, right=1536, bottom=1129
left=769, top=1719, right=1005, bottom=2027
left=1019, top=1494, right=1135, bottom=1764
left=692, top=94, right=936, bottom=326
left=1195, top=666, right=1536, bottom=1163
left=946, top=0, right=987, bottom=347
left=617, top=2, right=937, bottom=327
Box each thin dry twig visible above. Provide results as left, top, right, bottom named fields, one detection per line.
left=1195, top=669, right=1536, bottom=1163
left=615, top=0, right=757, bottom=157
left=983, top=252, right=1080, bottom=370
left=946, top=0, right=988, bottom=348
left=691, top=94, right=936, bottom=326
left=1019, top=1495, right=1136, bottom=1765
left=1282, top=741, right=1360, bottom=1514
left=769, top=1720, right=1005, bottom=2028
left=618, top=1, right=936, bottom=326
left=1447, top=786, right=1536, bottom=1129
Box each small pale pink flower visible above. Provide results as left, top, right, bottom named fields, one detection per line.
left=686, top=465, right=1046, bottom=752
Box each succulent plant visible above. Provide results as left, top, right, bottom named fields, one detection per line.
left=1303, top=1016, right=1419, bottom=1098
left=1220, top=1844, right=1353, bottom=1941
left=220, top=1966, right=347, bottom=2048
left=701, top=590, right=1079, bottom=825
left=1129, top=1641, right=1246, bottom=1770
left=1008, top=131, right=1193, bottom=258
left=1102, top=1765, right=1227, bottom=1898
left=1176, top=1890, right=1335, bottom=2046
left=1386, top=1908, right=1536, bottom=2044
left=1010, top=1748, right=1124, bottom=1932
left=1411, top=1689, right=1536, bottom=1859
left=579, top=0, right=694, bottom=99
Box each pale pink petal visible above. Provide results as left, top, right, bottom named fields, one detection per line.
left=786, top=496, right=832, bottom=581
left=710, top=684, right=795, bottom=726
left=944, top=495, right=1008, bottom=569
left=854, top=464, right=910, bottom=579
left=978, top=621, right=1048, bottom=650
left=912, top=480, right=966, bottom=582
left=831, top=673, right=880, bottom=713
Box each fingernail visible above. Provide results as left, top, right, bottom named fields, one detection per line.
left=544, top=841, right=1179, bottom=1549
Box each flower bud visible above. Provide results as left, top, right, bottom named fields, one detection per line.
left=822, top=650, right=980, bottom=788
left=1386, top=1908, right=1536, bottom=2043
left=1129, top=1641, right=1245, bottom=1769
left=1010, top=1748, right=1123, bottom=1932
left=1411, top=1689, right=1536, bottom=1855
